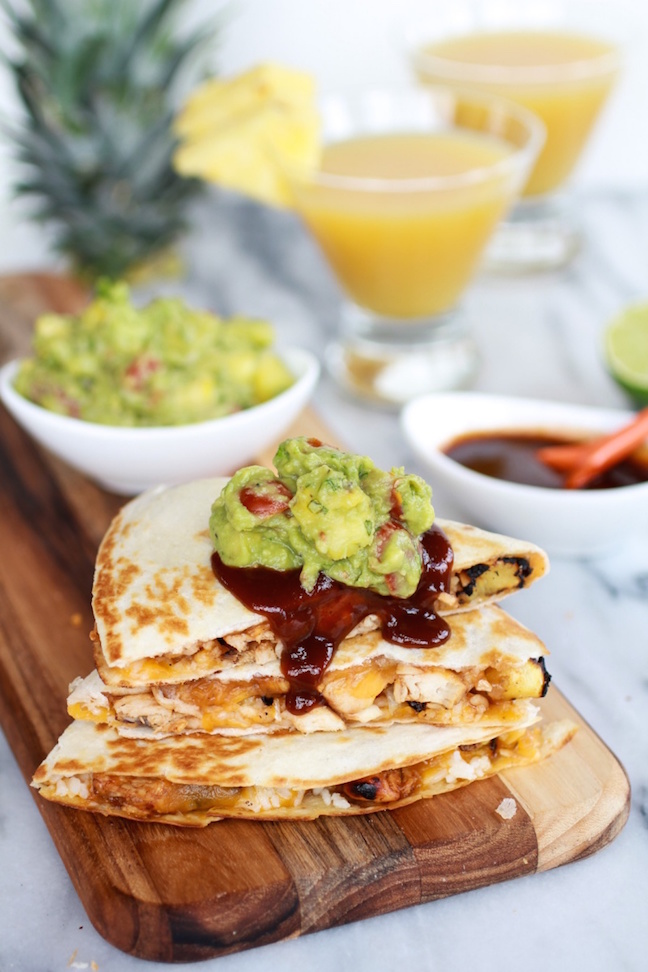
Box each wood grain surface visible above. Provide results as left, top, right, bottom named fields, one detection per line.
left=0, top=274, right=630, bottom=962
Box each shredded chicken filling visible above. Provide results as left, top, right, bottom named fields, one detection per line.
left=98, top=656, right=546, bottom=733
left=78, top=727, right=547, bottom=816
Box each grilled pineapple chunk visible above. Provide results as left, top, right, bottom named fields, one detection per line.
left=173, top=63, right=320, bottom=207
left=485, top=658, right=549, bottom=700
left=454, top=557, right=532, bottom=605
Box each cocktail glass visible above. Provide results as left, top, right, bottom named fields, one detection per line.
left=283, top=87, right=543, bottom=406
left=409, top=0, right=621, bottom=272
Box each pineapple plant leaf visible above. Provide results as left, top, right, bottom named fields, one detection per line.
left=0, top=0, right=220, bottom=281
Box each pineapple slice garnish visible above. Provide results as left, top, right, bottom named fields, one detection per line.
left=173, top=63, right=320, bottom=208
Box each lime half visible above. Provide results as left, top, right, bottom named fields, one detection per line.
left=605, top=304, right=648, bottom=406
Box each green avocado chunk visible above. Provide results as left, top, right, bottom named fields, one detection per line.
left=13, top=280, right=294, bottom=426
left=210, top=437, right=435, bottom=598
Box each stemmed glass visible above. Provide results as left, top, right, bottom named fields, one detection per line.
left=408, top=0, right=621, bottom=272
left=283, top=87, right=543, bottom=406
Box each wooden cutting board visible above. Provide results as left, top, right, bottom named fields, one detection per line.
left=0, top=274, right=630, bottom=963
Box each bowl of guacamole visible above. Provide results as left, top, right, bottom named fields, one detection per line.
left=11, top=280, right=297, bottom=426
left=0, top=282, right=319, bottom=494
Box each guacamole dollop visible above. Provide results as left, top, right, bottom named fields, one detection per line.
left=209, top=437, right=435, bottom=598
left=13, top=280, right=294, bottom=426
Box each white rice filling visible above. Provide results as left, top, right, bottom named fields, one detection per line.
left=444, top=750, right=492, bottom=784
left=48, top=774, right=352, bottom=814
left=54, top=775, right=89, bottom=800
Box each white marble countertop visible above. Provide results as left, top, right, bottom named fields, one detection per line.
left=1, top=188, right=648, bottom=972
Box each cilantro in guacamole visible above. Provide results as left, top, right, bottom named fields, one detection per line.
left=209, top=437, right=435, bottom=598
left=13, top=280, right=294, bottom=426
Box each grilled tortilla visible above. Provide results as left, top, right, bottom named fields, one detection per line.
left=32, top=710, right=576, bottom=825
left=92, top=478, right=548, bottom=688
left=32, top=466, right=578, bottom=828
left=70, top=604, right=550, bottom=737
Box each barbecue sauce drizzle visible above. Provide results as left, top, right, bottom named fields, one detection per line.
left=211, top=524, right=454, bottom=715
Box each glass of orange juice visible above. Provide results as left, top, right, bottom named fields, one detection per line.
left=408, top=1, right=622, bottom=271
left=283, top=87, right=542, bottom=405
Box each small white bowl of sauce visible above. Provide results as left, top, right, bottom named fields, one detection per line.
left=401, top=392, right=648, bottom=557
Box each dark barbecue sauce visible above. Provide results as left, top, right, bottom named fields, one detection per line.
left=211, top=524, right=454, bottom=715
left=445, top=431, right=648, bottom=490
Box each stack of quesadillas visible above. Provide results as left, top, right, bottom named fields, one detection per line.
left=33, top=468, right=576, bottom=826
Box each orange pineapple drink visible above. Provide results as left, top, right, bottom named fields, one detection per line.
left=286, top=129, right=520, bottom=319
left=173, top=72, right=543, bottom=399
left=414, top=30, right=619, bottom=197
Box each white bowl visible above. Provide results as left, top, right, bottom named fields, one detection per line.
left=0, top=348, right=320, bottom=495
left=401, top=392, right=648, bottom=558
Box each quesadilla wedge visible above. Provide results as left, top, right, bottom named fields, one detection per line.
left=32, top=711, right=576, bottom=826
left=33, top=441, right=576, bottom=829
left=91, top=477, right=548, bottom=689
left=69, top=604, right=550, bottom=737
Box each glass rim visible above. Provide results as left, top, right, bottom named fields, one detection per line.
left=411, top=43, right=621, bottom=86
left=282, top=86, right=545, bottom=194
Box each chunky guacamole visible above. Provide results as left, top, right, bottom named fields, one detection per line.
left=13, top=280, right=294, bottom=426
left=210, top=437, right=435, bottom=598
